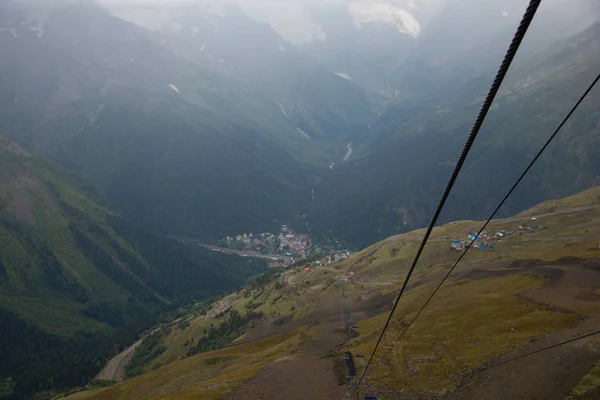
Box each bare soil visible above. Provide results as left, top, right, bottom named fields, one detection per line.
left=222, top=321, right=348, bottom=400
left=445, top=260, right=600, bottom=400
left=221, top=355, right=345, bottom=400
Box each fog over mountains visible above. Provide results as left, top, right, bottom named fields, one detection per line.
left=1, top=0, right=600, bottom=398
left=1, top=0, right=599, bottom=248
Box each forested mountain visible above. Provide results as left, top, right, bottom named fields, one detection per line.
left=310, top=21, right=600, bottom=247
left=0, top=0, right=371, bottom=241
left=1, top=1, right=600, bottom=397
left=0, top=138, right=266, bottom=399
left=0, top=0, right=598, bottom=250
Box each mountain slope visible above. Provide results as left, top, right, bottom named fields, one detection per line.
left=105, top=1, right=375, bottom=140
left=1, top=0, right=598, bottom=251
left=309, top=21, right=600, bottom=248
left=0, top=138, right=266, bottom=399
left=0, top=0, right=373, bottom=241
left=62, top=187, right=600, bottom=400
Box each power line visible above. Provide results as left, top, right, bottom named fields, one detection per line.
left=467, top=329, right=600, bottom=375
left=367, top=70, right=600, bottom=377
left=355, top=0, right=543, bottom=391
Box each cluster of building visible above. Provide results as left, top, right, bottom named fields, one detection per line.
left=450, top=217, right=547, bottom=252
left=450, top=231, right=504, bottom=252
left=222, top=225, right=312, bottom=257
left=277, top=225, right=311, bottom=257
left=311, top=251, right=353, bottom=266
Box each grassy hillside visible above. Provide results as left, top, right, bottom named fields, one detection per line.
left=0, top=138, right=267, bottom=400
left=62, top=187, right=600, bottom=399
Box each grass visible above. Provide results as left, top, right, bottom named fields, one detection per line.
left=340, top=190, right=600, bottom=287
left=150, top=315, right=218, bottom=370
left=565, top=361, right=600, bottom=400
left=61, top=328, right=307, bottom=400
left=350, top=273, right=579, bottom=394
left=71, top=186, right=600, bottom=398
left=0, top=291, right=106, bottom=337
left=144, top=278, right=314, bottom=371
left=0, top=145, right=133, bottom=336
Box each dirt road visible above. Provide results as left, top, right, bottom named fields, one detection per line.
left=207, top=293, right=244, bottom=319
left=94, top=339, right=142, bottom=381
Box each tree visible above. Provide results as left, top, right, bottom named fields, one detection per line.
left=0, top=378, right=15, bottom=399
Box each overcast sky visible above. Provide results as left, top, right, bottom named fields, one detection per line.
left=97, top=0, right=596, bottom=44
left=98, top=0, right=449, bottom=43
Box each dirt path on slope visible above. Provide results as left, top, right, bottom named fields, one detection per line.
left=208, top=293, right=243, bottom=319
left=94, top=339, right=142, bottom=381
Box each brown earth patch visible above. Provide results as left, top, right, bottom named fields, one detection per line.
left=0, top=174, right=36, bottom=223
left=444, top=262, right=600, bottom=400
left=220, top=355, right=345, bottom=400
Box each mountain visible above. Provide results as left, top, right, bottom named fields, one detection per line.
left=104, top=1, right=375, bottom=141
left=308, top=21, right=600, bottom=248
left=0, top=0, right=372, bottom=241
left=302, top=2, right=418, bottom=99
left=59, top=186, right=600, bottom=399
left=384, top=0, right=600, bottom=103
left=299, top=0, right=599, bottom=106
left=0, top=0, right=598, bottom=252
left=0, top=137, right=267, bottom=399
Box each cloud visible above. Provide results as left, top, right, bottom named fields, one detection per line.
left=97, top=0, right=594, bottom=44
left=349, top=1, right=421, bottom=37
left=98, top=0, right=444, bottom=43
left=98, top=0, right=330, bottom=43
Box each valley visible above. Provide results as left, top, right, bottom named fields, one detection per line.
left=0, top=1, right=599, bottom=399
left=0, top=138, right=268, bottom=399
left=1, top=1, right=598, bottom=249
left=59, top=188, right=600, bottom=400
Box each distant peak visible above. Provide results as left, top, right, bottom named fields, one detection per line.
left=348, top=1, right=421, bottom=38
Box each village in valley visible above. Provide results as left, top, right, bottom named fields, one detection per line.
left=219, top=224, right=353, bottom=267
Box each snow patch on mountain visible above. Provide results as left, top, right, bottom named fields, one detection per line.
left=27, top=22, right=45, bottom=38
left=1, top=28, right=19, bottom=38
left=297, top=128, right=310, bottom=139
left=334, top=72, right=352, bottom=81
left=279, top=102, right=288, bottom=116
left=348, top=1, right=421, bottom=38
left=344, top=143, right=353, bottom=161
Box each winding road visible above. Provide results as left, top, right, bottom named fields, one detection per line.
left=94, top=339, right=142, bottom=381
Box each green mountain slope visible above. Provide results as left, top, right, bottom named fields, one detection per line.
left=61, top=187, right=600, bottom=400
left=0, top=1, right=375, bottom=241
left=310, top=22, right=600, bottom=248
left=0, top=138, right=267, bottom=399
left=0, top=1, right=598, bottom=252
